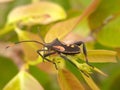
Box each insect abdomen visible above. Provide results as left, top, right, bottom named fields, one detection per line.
left=53, top=44, right=80, bottom=54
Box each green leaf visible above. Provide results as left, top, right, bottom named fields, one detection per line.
left=93, top=67, right=107, bottom=76
left=7, top=1, right=67, bottom=25
left=0, top=24, right=14, bottom=37
left=101, top=61, right=120, bottom=90
left=0, top=56, right=18, bottom=90
left=88, top=0, right=120, bottom=30
left=81, top=73, right=100, bottom=90
left=58, top=69, right=85, bottom=90
left=97, top=16, right=120, bottom=48
left=29, top=66, right=59, bottom=90
left=3, top=70, right=44, bottom=90
left=49, top=0, right=71, bottom=10
left=15, top=27, right=43, bottom=63
left=79, top=50, right=117, bottom=63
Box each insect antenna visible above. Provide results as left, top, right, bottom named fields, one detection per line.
left=6, top=40, right=45, bottom=49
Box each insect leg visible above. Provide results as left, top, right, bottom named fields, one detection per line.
left=37, top=50, right=58, bottom=69
left=37, top=49, right=49, bottom=62
left=59, top=54, right=89, bottom=77
left=43, top=51, right=56, bottom=57
left=74, top=41, right=93, bottom=67
left=59, top=54, right=77, bottom=67
left=37, top=49, right=53, bottom=62
left=44, top=51, right=58, bottom=69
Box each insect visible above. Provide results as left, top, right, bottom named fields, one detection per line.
left=7, top=38, right=91, bottom=69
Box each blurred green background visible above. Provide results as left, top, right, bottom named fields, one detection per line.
left=0, top=0, right=120, bottom=90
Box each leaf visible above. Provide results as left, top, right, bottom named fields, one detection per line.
left=93, top=67, right=108, bottom=76
left=0, top=24, right=14, bottom=37
left=115, top=48, right=120, bottom=59
left=45, top=17, right=90, bottom=43
left=45, top=0, right=100, bottom=43
left=0, top=56, right=18, bottom=89
left=7, top=1, right=67, bottom=25
left=97, top=16, right=120, bottom=48
left=100, top=61, right=120, bottom=90
left=88, top=0, right=120, bottom=30
left=58, top=69, right=85, bottom=90
left=45, top=16, right=81, bottom=43
left=29, top=65, right=57, bottom=90
left=79, top=50, right=117, bottom=63
left=0, top=0, right=13, bottom=3
left=0, top=0, right=31, bottom=36
left=81, top=73, right=100, bottom=90
left=37, top=62, right=57, bottom=74
left=15, top=27, right=43, bottom=63
left=3, top=70, right=44, bottom=90
left=50, top=0, right=71, bottom=10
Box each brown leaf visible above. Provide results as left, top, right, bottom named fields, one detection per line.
left=15, top=28, right=43, bottom=62
left=37, top=62, right=57, bottom=74
left=45, top=0, right=100, bottom=43
left=115, top=48, right=120, bottom=59
left=45, top=16, right=80, bottom=43
left=58, top=69, right=85, bottom=90
left=0, top=42, right=23, bottom=69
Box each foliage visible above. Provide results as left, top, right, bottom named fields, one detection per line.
left=0, top=0, right=120, bottom=90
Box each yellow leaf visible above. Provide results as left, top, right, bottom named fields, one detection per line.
left=7, top=1, right=67, bottom=25
left=81, top=73, right=100, bottom=90
left=79, top=50, right=117, bottom=63
left=94, top=67, right=108, bottom=76
left=0, top=0, right=13, bottom=3
left=115, top=48, right=120, bottom=59
left=0, top=24, right=14, bottom=36
left=15, top=28, right=43, bottom=62
left=3, top=70, right=44, bottom=90
left=45, top=0, right=100, bottom=43
left=45, top=16, right=80, bottom=43
left=58, top=69, right=85, bottom=90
